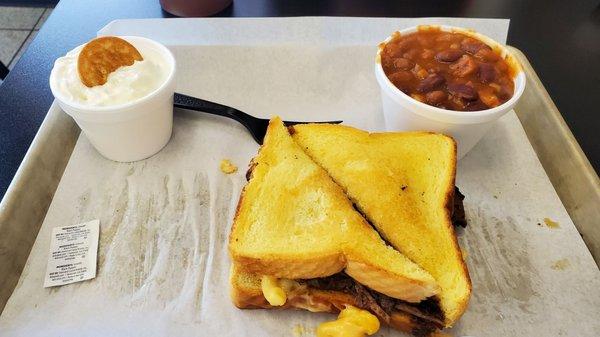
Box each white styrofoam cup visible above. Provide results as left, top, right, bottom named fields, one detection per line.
left=50, top=36, right=176, bottom=162
left=375, top=25, right=526, bottom=158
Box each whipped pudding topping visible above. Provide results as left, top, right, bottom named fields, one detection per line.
left=50, top=44, right=168, bottom=107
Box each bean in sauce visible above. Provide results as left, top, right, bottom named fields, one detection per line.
left=381, top=28, right=515, bottom=111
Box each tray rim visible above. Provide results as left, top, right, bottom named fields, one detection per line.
left=0, top=102, right=79, bottom=314
left=508, top=46, right=600, bottom=264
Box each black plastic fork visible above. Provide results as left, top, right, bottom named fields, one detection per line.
left=174, top=93, right=343, bottom=144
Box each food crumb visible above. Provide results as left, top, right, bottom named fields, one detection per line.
left=493, top=195, right=498, bottom=199
left=220, top=159, right=238, bottom=174
left=292, top=324, right=306, bottom=337
left=543, top=217, right=560, bottom=229
left=551, top=258, right=570, bottom=270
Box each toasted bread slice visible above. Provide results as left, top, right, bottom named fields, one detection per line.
left=230, top=265, right=441, bottom=336
left=290, top=124, right=471, bottom=326
left=229, top=117, right=439, bottom=302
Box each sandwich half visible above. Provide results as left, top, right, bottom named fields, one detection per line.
left=289, top=123, right=471, bottom=327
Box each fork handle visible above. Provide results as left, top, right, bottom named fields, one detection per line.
left=174, top=93, right=258, bottom=130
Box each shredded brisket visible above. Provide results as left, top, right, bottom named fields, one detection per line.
left=301, top=272, right=443, bottom=336
left=452, top=187, right=467, bottom=228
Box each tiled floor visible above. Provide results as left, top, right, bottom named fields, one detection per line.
left=0, top=6, right=53, bottom=84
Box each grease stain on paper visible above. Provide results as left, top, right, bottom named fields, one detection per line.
left=460, top=205, right=541, bottom=319
left=71, top=168, right=228, bottom=322
left=551, top=259, right=570, bottom=271
left=543, top=218, right=560, bottom=229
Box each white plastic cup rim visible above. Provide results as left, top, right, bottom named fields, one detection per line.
left=49, top=35, right=177, bottom=119
left=375, top=25, right=526, bottom=125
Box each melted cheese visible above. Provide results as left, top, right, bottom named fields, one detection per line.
left=317, top=306, right=380, bottom=337
left=261, top=276, right=286, bottom=306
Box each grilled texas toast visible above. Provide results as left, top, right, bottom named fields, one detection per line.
left=229, top=117, right=439, bottom=302
left=290, top=124, right=471, bottom=326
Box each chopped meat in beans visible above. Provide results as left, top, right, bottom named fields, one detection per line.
left=450, top=55, right=479, bottom=78
left=479, top=63, right=496, bottom=83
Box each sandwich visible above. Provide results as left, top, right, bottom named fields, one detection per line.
left=228, top=118, right=470, bottom=336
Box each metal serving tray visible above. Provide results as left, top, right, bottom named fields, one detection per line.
left=0, top=17, right=597, bottom=336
